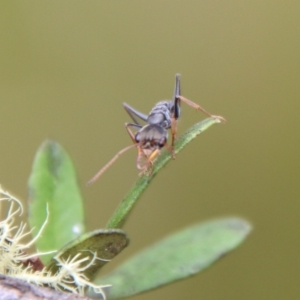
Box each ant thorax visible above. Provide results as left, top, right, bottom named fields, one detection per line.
left=135, top=124, right=168, bottom=153
left=147, top=100, right=175, bottom=129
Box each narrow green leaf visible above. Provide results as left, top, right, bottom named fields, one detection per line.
left=47, top=229, right=129, bottom=281
left=28, top=140, right=85, bottom=263
left=106, top=118, right=222, bottom=229
left=92, top=218, right=251, bottom=299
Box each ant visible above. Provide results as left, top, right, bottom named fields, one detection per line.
left=87, top=74, right=225, bottom=185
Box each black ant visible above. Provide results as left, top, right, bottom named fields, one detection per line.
left=87, top=74, right=225, bottom=184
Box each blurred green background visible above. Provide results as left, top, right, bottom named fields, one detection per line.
left=1, top=1, right=300, bottom=299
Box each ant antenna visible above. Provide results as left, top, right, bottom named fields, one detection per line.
left=87, top=144, right=136, bottom=185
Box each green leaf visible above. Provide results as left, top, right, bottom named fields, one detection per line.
left=91, top=218, right=251, bottom=299
left=47, top=229, right=129, bottom=281
left=28, top=140, right=85, bottom=263
left=106, top=118, right=222, bottom=229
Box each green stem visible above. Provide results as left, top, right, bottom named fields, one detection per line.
left=106, top=118, right=222, bottom=229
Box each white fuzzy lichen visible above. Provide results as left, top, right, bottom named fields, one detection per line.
left=0, top=187, right=111, bottom=299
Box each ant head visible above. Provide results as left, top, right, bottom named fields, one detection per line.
left=135, top=124, right=168, bottom=151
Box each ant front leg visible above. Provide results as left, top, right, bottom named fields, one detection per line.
left=137, top=148, right=161, bottom=176
left=136, top=147, right=153, bottom=176
left=138, top=161, right=154, bottom=177
left=178, top=95, right=226, bottom=123
left=125, top=122, right=147, bottom=172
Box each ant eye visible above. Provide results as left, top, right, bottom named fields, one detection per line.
left=159, top=138, right=166, bottom=148
left=135, top=132, right=140, bottom=143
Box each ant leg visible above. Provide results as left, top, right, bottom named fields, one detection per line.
left=147, top=148, right=161, bottom=165
left=178, top=95, right=226, bottom=123
left=142, top=162, right=154, bottom=176
left=125, top=123, right=151, bottom=173
left=125, top=122, right=141, bottom=144
left=123, top=103, right=148, bottom=124
left=136, top=147, right=147, bottom=170
left=170, top=116, right=177, bottom=159
left=164, top=142, right=174, bottom=158
left=126, top=122, right=148, bottom=172
left=138, top=161, right=154, bottom=176
left=137, top=148, right=161, bottom=176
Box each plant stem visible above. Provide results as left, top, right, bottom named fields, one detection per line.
left=106, top=118, right=222, bottom=229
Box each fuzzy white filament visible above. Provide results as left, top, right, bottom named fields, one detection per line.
left=0, top=187, right=110, bottom=299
